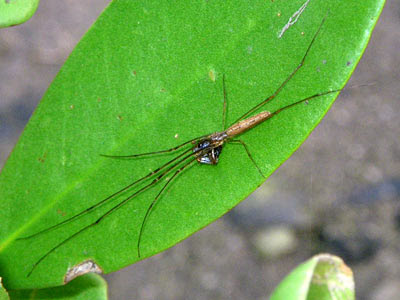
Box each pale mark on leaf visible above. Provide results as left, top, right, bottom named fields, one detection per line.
left=278, top=0, right=311, bottom=38
left=64, top=260, right=103, bottom=284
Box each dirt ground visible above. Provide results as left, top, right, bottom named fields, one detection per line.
left=1, top=1, right=399, bottom=299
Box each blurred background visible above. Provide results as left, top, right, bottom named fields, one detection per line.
left=1, top=1, right=399, bottom=299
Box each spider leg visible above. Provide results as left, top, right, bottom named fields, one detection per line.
left=137, top=158, right=197, bottom=257
left=26, top=151, right=197, bottom=277
left=18, top=147, right=195, bottom=241
left=232, top=14, right=328, bottom=124
left=228, top=139, right=265, bottom=178
left=222, top=74, right=228, bottom=130
left=100, top=135, right=207, bottom=158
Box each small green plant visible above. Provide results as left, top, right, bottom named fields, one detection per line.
left=270, top=254, right=355, bottom=300
left=0, top=0, right=39, bottom=28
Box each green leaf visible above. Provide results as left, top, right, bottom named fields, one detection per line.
left=0, top=0, right=385, bottom=289
left=270, top=254, right=355, bottom=300
left=8, top=273, right=107, bottom=300
left=0, top=0, right=39, bottom=28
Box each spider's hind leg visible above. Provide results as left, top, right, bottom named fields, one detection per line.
left=228, top=139, right=265, bottom=178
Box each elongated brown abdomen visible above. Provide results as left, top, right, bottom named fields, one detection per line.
left=226, top=111, right=271, bottom=137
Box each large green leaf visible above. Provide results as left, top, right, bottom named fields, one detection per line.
left=0, top=0, right=39, bottom=28
left=0, top=0, right=384, bottom=289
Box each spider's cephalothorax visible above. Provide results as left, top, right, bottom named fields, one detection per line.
left=193, top=132, right=227, bottom=165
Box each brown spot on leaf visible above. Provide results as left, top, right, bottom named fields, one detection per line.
left=57, top=209, right=66, bottom=216
left=38, top=152, right=47, bottom=163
